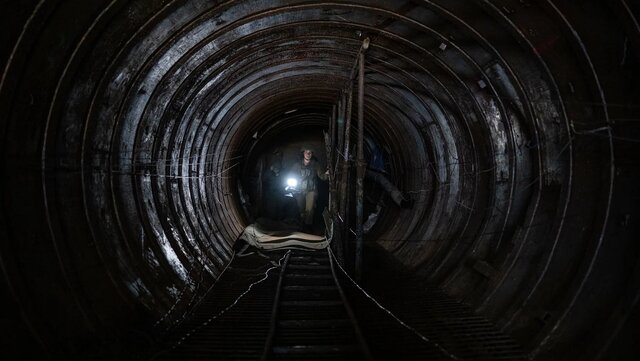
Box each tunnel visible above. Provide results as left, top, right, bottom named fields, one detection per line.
left=1, top=0, right=639, bottom=360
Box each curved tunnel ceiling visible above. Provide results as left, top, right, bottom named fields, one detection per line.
left=1, top=0, right=639, bottom=359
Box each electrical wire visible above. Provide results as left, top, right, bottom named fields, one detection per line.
left=150, top=251, right=290, bottom=359
left=327, top=247, right=460, bottom=360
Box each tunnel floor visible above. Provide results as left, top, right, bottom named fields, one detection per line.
left=148, top=247, right=527, bottom=361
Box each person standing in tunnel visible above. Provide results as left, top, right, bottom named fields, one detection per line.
left=289, top=145, right=328, bottom=232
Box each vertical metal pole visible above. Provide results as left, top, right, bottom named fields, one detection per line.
left=331, top=104, right=337, bottom=176
left=330, top=101, right=343, bottom=263
left=325, top=106, right=335, bottom=212
left=339, top=90, right=353, bottom=222
left=336, top=37, right=369, bottom=272
left=337, top=92, right=346, bottom=160
left=339, top=89, right=353, bottom=269
left=355, top=53, right=365, bottom=281
left=344, top=151, right=352, bottom=270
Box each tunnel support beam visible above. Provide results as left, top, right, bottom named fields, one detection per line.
left=336, top=37, right=369, bottom=278
left=327, top=104, right=344, bottom=263
left=339, top=90, right=353, bottom=238
left=355, top=42, right=368, bottom=282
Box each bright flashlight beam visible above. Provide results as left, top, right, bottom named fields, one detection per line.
left=286, top=178, right=298, bottom=187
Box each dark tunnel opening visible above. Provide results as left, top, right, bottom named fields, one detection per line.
left=239, top=122, right=330, bottom=230
left=1, top=0, right=639, bottom=360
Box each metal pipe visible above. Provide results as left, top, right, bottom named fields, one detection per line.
left=329, top=103, right=344, bottom=261
left=355, top=51, right=365, bottom=281
left=327, top=104, right=336, bottom=210
left=336, top=92, right=346, bottom=171
left=333, top=94, right=346, bottom=264
left=339, top=90, right=353, bottom=224
left=349, top=38, right=370, bottom=81
left=330, top=104, right=337, bottom=171
left=339, top=37, right=370, bottom=273
left=365, top=170, right=410, bottom=208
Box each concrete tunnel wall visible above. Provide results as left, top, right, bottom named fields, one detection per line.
left=0, top=0, right=639, bottom=359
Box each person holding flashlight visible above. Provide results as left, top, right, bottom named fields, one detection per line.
left=289, top=145, right=329, bottom=232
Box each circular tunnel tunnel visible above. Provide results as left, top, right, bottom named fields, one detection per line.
left=1, top=0, right=639, bottom=359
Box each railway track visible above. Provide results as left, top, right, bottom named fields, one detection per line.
left=153, top=249, right=372, bottom=361
left=151, top=247, right=526, bottom=361
left=263, top=250, right=372, bottom=361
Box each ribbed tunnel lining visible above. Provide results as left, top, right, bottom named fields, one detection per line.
left=0, top=1, right=638, bottom=360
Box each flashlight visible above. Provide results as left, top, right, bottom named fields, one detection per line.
left=286, top=178, right=298, bottom=188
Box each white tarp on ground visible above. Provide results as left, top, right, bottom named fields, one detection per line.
left=239, top=223, right=330, bottom=250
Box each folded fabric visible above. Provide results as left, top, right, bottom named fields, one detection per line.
left=239, top=223, right=330, bottom=250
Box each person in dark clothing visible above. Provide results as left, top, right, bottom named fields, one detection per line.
left=289, top=145, right=328, bottom=229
